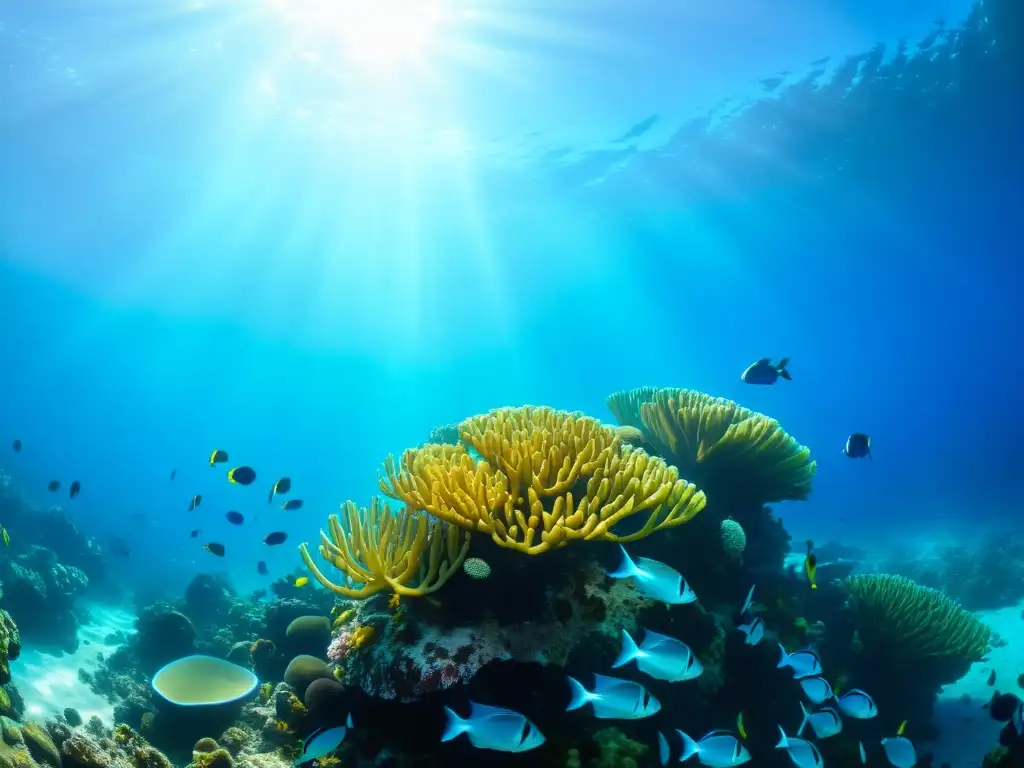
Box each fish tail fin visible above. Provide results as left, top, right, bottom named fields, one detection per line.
left=777, top=358, right=792, bottom=380
left=607, top=545, right=640, bottom=580
left=346, top=713, right=354, bottom=728
left=565, top=676, right=593, bottom=712
left=657, top=732, right=670, bottom=766
left=612, top=629, right=642, bottom=669
left=440, top=706, right=468, bottom=742
left=676, top=730, right=699, bottom=763
left=775, top=726, right=789, bottom=750
left=776, top=643, right=790, bottom=669
left=797, top=701, right=810, bottom=738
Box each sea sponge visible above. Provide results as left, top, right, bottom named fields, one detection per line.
left=283, top=655, right=331, bottom=698
left=606, top=387, right=816, bottom=504
left=720, top=518, right=746, bottom=561
left=846, top=574, right=991, bottom=664
left=381, top=406, right=706, bottom=555
left=299, top=498, right=471, bottom=599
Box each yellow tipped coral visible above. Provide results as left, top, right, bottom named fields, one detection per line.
left=606, top=387, right=816, bottom=504
left=299, top=498, right=471, bottom=599
left=381, top=406, right=706, bottom=555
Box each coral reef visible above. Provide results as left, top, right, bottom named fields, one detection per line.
left=606, top=387, right=816, bottom=506
left=0, top=545, right=89, bottom=653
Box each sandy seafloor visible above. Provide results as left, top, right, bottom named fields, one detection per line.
left=10, top=602, right=134, bottom=726
left=4, top=598, right=1022, bottom=766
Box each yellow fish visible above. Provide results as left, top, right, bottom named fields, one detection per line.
left=294, top=577, right=309, bottom=588
left=897, top=720, right=907, bottom=736
left=804, top=539, right=818, bottom=589
left=737, top=711, right=747, bottom=740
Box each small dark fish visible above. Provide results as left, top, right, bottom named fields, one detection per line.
left=170, top=469, right=177, bottom=481
left=47, top=480, right=60, bottom=492
left=740, top=357, right=792, bottom=385
left=204, top=542, right=226, bottom=557
left=257, top=561, right=269, bottom=575
left=988, top=670, right=997, bottom=686
left=69, top=480, right=81, bottom=499
left=281, top=499, right=303, bottom=511
left=227, top=466, right=256, bottom=486
left=209, top=450, right=228, bottom=467
left=805, top=539, right=818, bottom=590
left=226, top=511, right=245, bottom=525
left=12, top=440, right=21, bottom=453
left=190, top=529, right=201, bottom=538
left=263, top=531, right=288, bottom=546
left=844, top=433, right=871, bottom=459
left=188, top=495, right=202, bottom=511
left=268, top=477, right=292, bottom=503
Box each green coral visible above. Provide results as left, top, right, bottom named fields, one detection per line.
left=591, top=727, right=647, bottom=768
left=0, top=612, right=20, bottom=687
left=846, top=574, right=991, bottom=663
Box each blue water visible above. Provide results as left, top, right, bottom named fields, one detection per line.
left=1, top=0, right=1021, bottom=601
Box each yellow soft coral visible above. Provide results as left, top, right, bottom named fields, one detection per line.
left=381, top=406, right=706, bottom=555
left=299, top=498, right=470, bottom=599
left=606, top=387, right=816, bottom=504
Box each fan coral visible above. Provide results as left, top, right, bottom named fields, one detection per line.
left=298, top=498, right=470, bottom=599
left=845, top=573, right=991, bottom=664
left=381, top=406, right=707, bottom=555
left=606, top=387, right=816, bottom=504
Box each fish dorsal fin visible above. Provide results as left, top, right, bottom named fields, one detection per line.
left=842, top=688, right=868, bottom=698
left=302, top=725, right=344, bottom=752
left=592, top=673, right=637, bottom=695
left=757, top=358, right=771, bottom=364
left=640, top=629, right=681, bottom=649
left=469, top=701, right=511, bottom=718
left=705, top=729, right=735, bottom=737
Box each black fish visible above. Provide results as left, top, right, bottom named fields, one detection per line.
left=204, top=542, right=226, bottom=557
left=170, top=469, right=177, bottom=481
left=69, top=480, right=81, bottom=500
left=190, top=529, right=201, bottom=538
left=226, top=511, right=245, bottom=525
left=47, top=480, right=60, bottom=492
left=844, top=433, right=871, bottom=459
left=281, top=499, right=304, bottom=511
left=263, top=531, right=288, bottom=546
left=227, top=466, right=256, bottom=486
left=740, top=357, right=791, bottom=385
left=209, top=450, right=228, bottom=467
left=188, top=495, right=202, bottom=511
left=988, top=670, right=997, bottom=686
left=12, top=440, right=21, bottom=453
left=268, top=477, right=292, bottom=503
left=257, top=561, right=269, bottom=575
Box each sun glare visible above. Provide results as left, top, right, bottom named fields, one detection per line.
left=269, top=0, right=448, bottom=70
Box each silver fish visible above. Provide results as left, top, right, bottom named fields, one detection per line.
left=296, top=713, right=353, bottom=765
left=440, top=702, right=545, bottom=753
left=776, top=726, right=823, bottom=768
left=737, top=617, right=764, bottom=646
left=777, top=644, right=823, bottom=679
left=740, top=357, right=792, bottom=385
left=799, top=677, right=834, bottom=705
left=608, top=546, right=696, bottom=605
left=880, top=736, right=917, bottom=768
left=678, top=729, right=751, bottom=768
left=798, top=702, right=842, bottom=739
left=837, top=689, right=878, bottom=719
left=613, top=628, right=702, bottom=682
left=740, top=584, right=755, bottom=615
left=565, top=673, right=660, bottom=720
